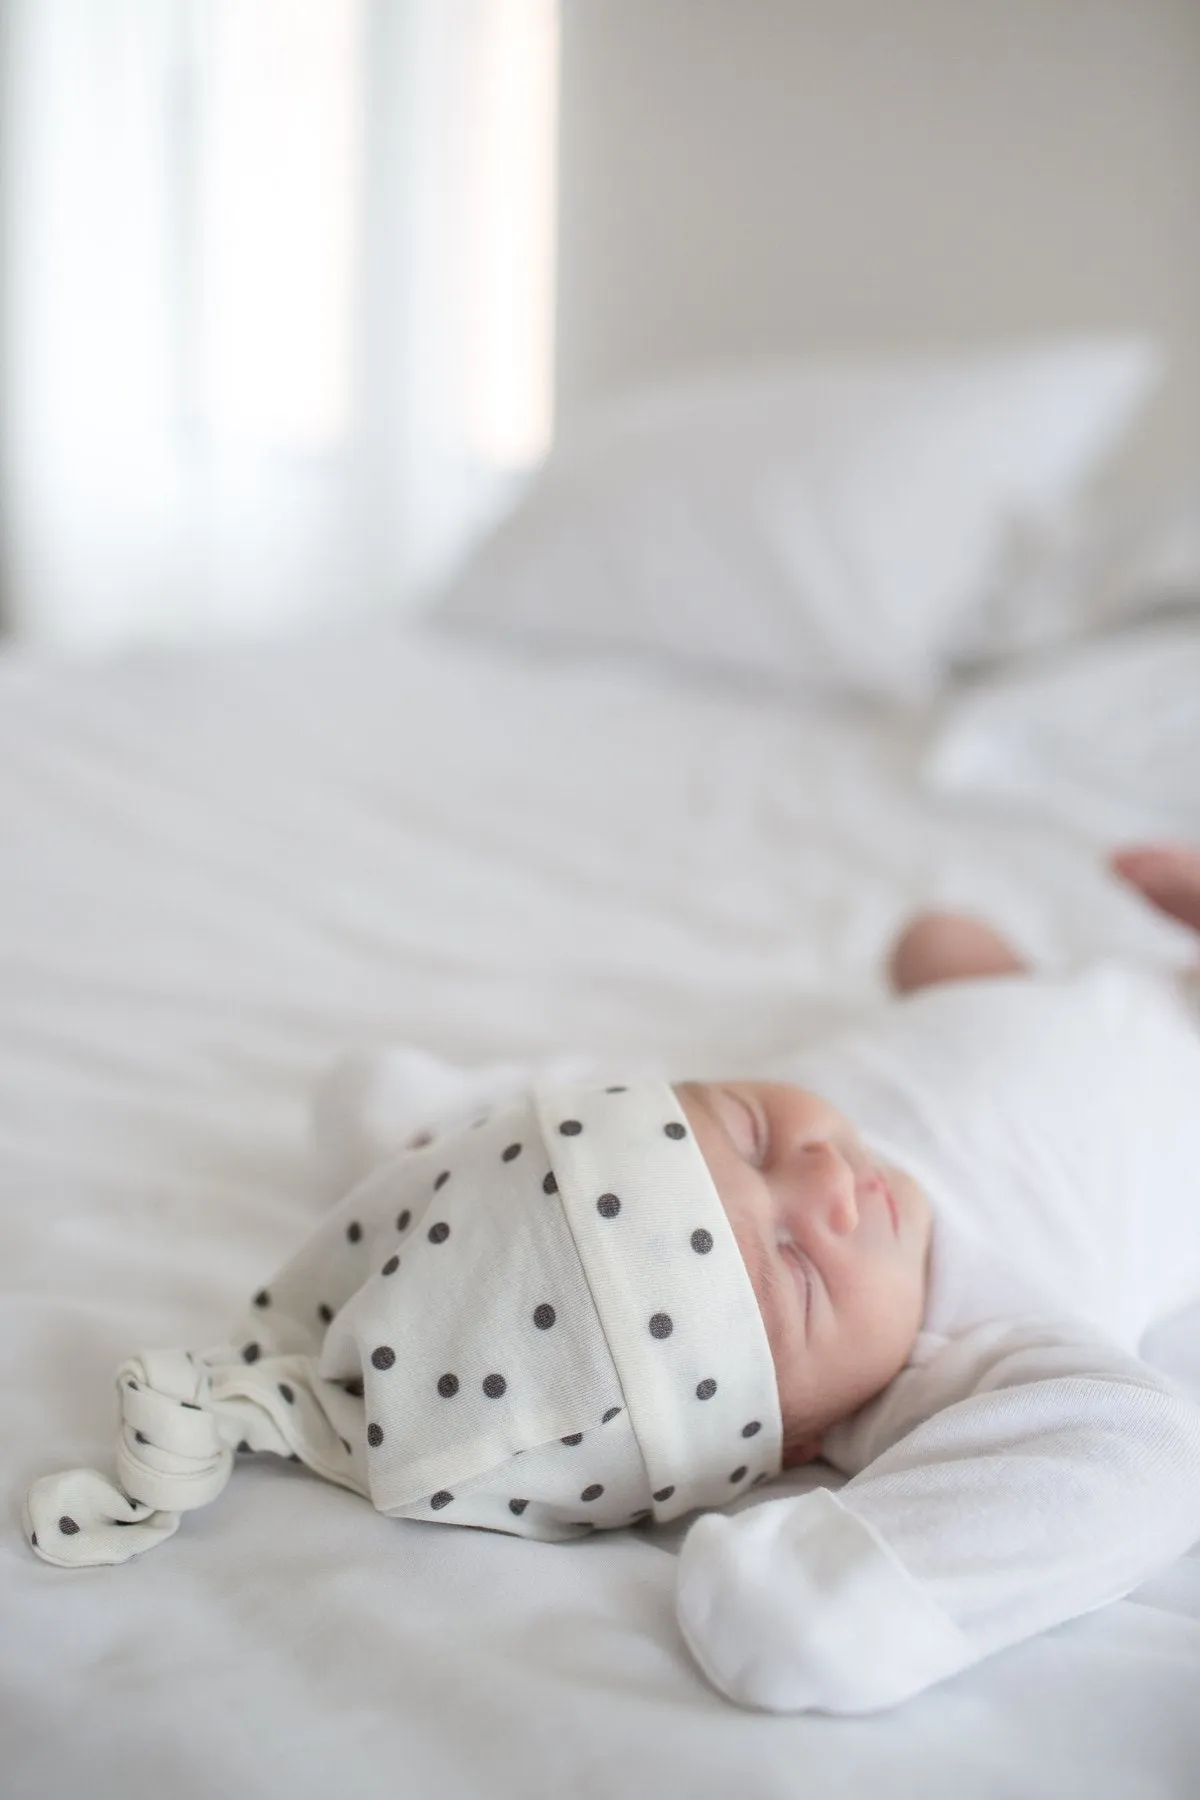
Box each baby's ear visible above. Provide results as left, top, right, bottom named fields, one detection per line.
left=780, top=1434, right=822, bottom=1469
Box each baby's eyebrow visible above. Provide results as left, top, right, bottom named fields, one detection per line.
left=683, top=1080, right=739, bottom=1148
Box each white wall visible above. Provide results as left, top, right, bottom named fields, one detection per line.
left=555, top=0, right=1200, bottom=501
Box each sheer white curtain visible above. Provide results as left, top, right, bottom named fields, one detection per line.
left=0, top=0, right=557, bottom=647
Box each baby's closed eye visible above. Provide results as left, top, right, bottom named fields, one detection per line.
left=715, top=1088, right=763, bottom=1164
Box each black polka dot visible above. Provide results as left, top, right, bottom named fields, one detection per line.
left=664, top=1121, right=687, bottom=1140
left=253, top=1289, right=271, bottom=1308
left=580, top=1484, right=604, bottom=1502
left=561, top=1433, right=583, bottom=1446
left=542, top=1172, right=558, bottom=1195
left=434, top=1170, right=450, bottom=1191
left=427, top=1221, right=450, bottom=1244
left=742, top=1420, right=761, bottom=1438
left=696, top=1378, right=717, bottom=1400
left=371, top=1345, right=396, bottom=1371
left=279, top=1383, right=295, bottom=1404
left=729, top=1466, right=748, bottom=1483
left=430, top=1490, right=453, bottom=1510
left=59, top=1516, right=79, bottom=1535
left=30, top=1531, right=38, bottom=1547
left=690, top=1228, right=714, bottom=1255
left=605, top=1085, right=627, bottom=1094
left=437, top=1373, right=459, bottom=1398
left=653, top=1486, right=675, bottom=1504
left=367, top=1422, right=383, bottom=1447
left=533, top=1303, right=556, bottom=1330
left=346, top=1221, right=362, bottom=1243
left=242, top=1343, right=260, bottom=1364
left=396, top=1209, right=411, bottom=1232
left=601, top=1406, right=622, bottom=1423
left=135, top=1430, right=149, bottom=1445
left=597, top=1193, right=621, bottom=1218
left=344, top=1377, right=364, bottom=1398
left=559, top=1119, right=582, bottom=1136
left=648, top=1312, right=673, bottom=1339
left=482, top=1373, right=507, bottom=1399
left=381, top=1255, right=399, bottom=1276
left=509, top=1498, right=528, bottom=1516
left=502, top=1143, right=522, bottom=1163
left=318, top=1303, right=334, bottom=1324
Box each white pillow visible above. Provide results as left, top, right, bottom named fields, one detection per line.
left=434, top=340, right=1159, bottom=703
left=969, top=468, right=1200, bottom=660
left=924, top=617, right=1200, bottom=840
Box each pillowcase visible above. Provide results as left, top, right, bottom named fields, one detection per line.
left=434, top=340, right=1159, bottom=703
left=924, top=617, right=1200, bottom=841
left=967, top=468, right=1200, bottom=660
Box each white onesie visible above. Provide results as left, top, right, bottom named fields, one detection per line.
left=676, top=963, right=1200, bottom=1713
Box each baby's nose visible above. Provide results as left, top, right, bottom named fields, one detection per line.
left=800, top=1141, right=858, bottom=1235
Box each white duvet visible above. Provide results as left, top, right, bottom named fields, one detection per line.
left=3, top=619, right=1199, bottom=1799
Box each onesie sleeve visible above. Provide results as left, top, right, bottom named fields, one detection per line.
left=675, top=1315, right=1200, bottom=1714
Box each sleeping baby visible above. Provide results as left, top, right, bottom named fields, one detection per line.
left=25, top=846, right=1200, bottom=1717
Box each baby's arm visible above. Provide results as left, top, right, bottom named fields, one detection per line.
left=888, top=911, right=1028, bottom=994
left=892, top=846, right=1200, bottom=994
left=1112, top=844, right=1200, bottom=935
left=675, top=1319, right=1200, bottom=1713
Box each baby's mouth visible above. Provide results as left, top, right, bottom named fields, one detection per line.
left=857, top=1164, right=900, bottom=1235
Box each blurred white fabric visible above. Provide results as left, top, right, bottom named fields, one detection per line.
left=0, top=0, right=555, bottom=647
left=926, top=617, right=1200, bottom=841
left=978, top=466, right=1200, bottom=655
left=436, top=341, right=1158, bottom=703
left=4, top=618, right=1200, bottom=1797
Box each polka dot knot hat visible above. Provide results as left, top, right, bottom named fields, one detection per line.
left=26, top=1082, right=783, bottom=1565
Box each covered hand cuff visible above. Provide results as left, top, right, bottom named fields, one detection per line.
left=676, top=1485, right=974, bottom=1714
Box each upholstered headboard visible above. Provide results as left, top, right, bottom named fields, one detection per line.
left=555, top=0, right=1200, bottom=504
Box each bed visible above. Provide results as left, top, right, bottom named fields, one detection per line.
left=5, top=346, right=1200, bottom=1797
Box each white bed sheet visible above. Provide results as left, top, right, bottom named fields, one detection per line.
left=3, top=620, right=1199, bottom=1800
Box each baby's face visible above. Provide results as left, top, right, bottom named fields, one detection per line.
left=677, top=1082, right=932, bottom=1461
